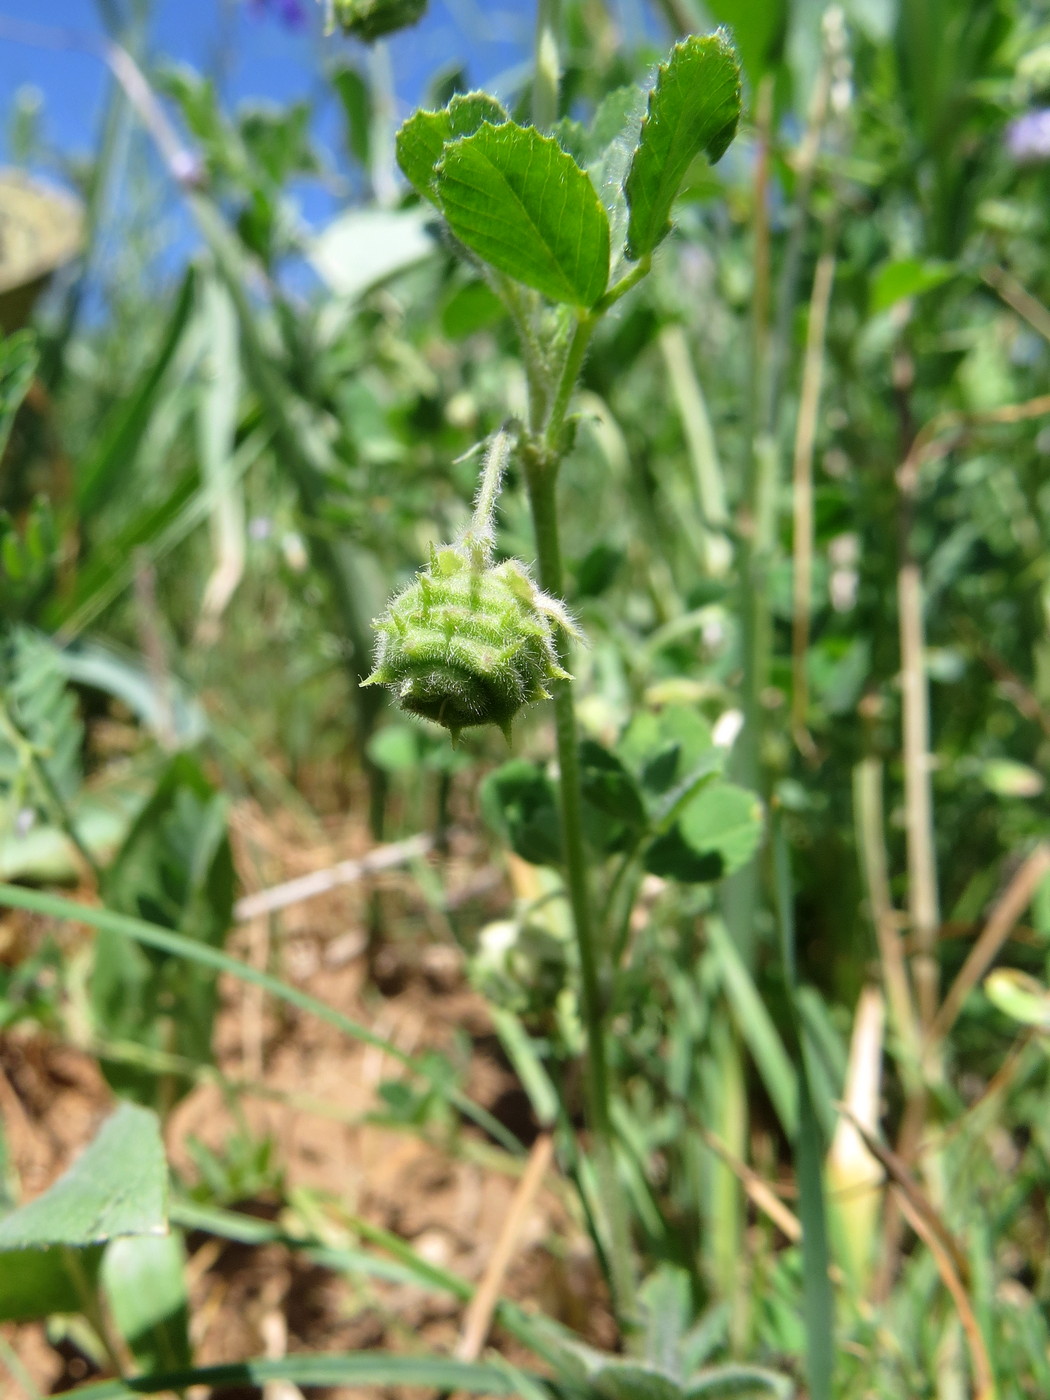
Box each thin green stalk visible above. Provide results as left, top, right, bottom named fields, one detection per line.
left=466, top=429, right=512, bottom=553
left=522, top=456, right=635, bottom=1321
left=523, top=464, right=606, bottom=1123
left=594, top=258, right=652, bottom=316
left=543, top=312, right=596, bottom=451
left=366, top=39, right=399, bottom=206
left=659, top=323, right=731, bottom=577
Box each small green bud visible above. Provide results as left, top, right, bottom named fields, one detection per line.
left=362, top=432, right=581, bottom=741
left=329, top=0, right=426, bottom=41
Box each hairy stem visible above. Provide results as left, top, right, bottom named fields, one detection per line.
left=523, top=462, right=606, bottom=1121
left=522, top=303, right=636, bottom=1312
left=467, top=429, right=513, bottom=552
left=543, top=313, right=596, bottom=452
left=522, top=455, right=635, bottom=1318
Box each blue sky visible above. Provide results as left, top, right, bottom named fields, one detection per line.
left=0, top=0, right=661, bottom=300
left=0, top=0, right=534, bottom=171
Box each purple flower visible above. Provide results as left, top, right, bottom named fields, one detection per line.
left=248, top=0, right=308, bottom=29
left=1005, top=109, right=1050, bottom=163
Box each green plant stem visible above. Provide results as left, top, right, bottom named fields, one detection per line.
left=519, top=296, right=646, bottom=1320
left=594, top=258, right=652, bottom=316
left=521, top=451, right=635, bottom=1321
left=543, top=313, right=596, bottom=450
left=522, top=465, right=605, bottom=1114
left=468, top=429, right=512, bottom=547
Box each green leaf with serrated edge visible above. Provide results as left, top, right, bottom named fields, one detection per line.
left=0, top=1103, right=167, bottom=1252
left=436, top=123, right=611, bottom=307
left=396, top=92, right=509, bottom=200
left=624, top=32, right=741, bottom=261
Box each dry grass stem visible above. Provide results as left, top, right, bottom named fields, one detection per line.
left=928, top=843, right=1050, bottom=1050
left=234, top=832, right=434, bottom=921
left=454, top=1133, right=555, bottom=1361
left=892, top=1188, right=996, bottom=1400
left=790, top=246, right=836, bottom=739
left=854, top=758, right=920, bottom=1061
left=700, top=1128, right=801, bottom=1244
left=982, top=265, right=1050, bottom=344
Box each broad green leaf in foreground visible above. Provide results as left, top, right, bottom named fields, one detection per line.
left=435, top=123, right=611, bottom=307
left=624, top=32, right=741, bottom=261
left=396, top=92, right=509, bottom=200
left=0, top=1102, right=167, bottom=1251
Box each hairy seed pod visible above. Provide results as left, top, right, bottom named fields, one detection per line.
left=364, top=430, right=582, bottom=740
left=362, top=543, right=580, bottom=741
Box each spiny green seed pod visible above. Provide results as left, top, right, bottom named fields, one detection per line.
left=362, top=432, right=580, bottom=741
left=329, top=0, right=426, bottom=41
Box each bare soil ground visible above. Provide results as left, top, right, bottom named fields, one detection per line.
left=0, top=799, right=614, bottom=1398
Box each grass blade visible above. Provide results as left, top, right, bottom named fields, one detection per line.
left=0, top=883, right=520, bottom=1154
